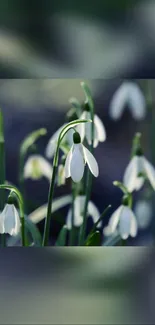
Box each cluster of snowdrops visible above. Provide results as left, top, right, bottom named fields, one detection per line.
left=0, top=81, right=154, bottom=246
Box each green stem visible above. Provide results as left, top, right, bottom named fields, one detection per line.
left=0, top=110, right=6, bottom=247
left=42, top=165, right=57, bottom=246
left=69, top=182, right=75, bottom=246
left=0, top=184, right=25, bottom=246
left=79, top=92, right=95, bottom=246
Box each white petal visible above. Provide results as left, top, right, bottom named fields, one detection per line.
left=70, top=144, right=85, bottom=183
left=94, top=115, right=106, bottom=142
left=83, top=145, right=99, bottom=177
left=0, top=208, right=5, bottom=234
left=66, top=128, right=74, bottom=146
left=66, top=209, right=72, bottom=230
left=123, top=156, right=140, bottom=192
left=135, top=200, right=152, bottom=229
left=93, top=126, right=99, bottom=148
left=128, top=83, right=146, bottom=120
left=109, top=205, right=123, bottom=232
left=143, top=157, right=155, bottom=190
left=88, top=201, right=102, bottom=227
left=39, top=157, right=53, bottom=180
left=3, top=204, right=21, bottom=236
left=75, top=195, right=85, bottom=217
left=130, top=212, right=138, bottom=237
left=45, top=125, right=65, bottom=159
left=109, top=82, right=129, bottom=120
left=76, top=111, right=87, bottom=142
left=64, top=146, right=73, bottom=178
left=24, top=156, right=33, bottom=178
left=119, top=206, right=131, bottom=240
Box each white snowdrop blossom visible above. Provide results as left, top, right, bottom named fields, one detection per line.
left=0, top=204, right=21, bottom=236
left=134, top=200, right=152, bottom=229
left=106, top=205, right=138, bottom=240
left=123, top=155, right=155, bottom=192
left=78, top=111, right=106, bottom=148
left=65, top=132, right=99, bottom=183
left=24, top=155, right=53, bottom=181
left=109, top=82, right=146, bottom=120
left=66, top=195, right=102, bottom=229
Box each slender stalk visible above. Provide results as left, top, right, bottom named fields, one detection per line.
left=42, top=165, right=57, bottom=246
left=69, top=182, right=75, bottom=246
left=79, top=94, right=95, bottom=245
left=0, top=184, right=25, bottom=246
left=0, top=111, right=6, bottom=247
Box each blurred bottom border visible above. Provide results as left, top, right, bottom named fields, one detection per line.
left=0, top=247, right=154, bottom=324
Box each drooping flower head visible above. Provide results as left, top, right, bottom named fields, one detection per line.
left=109, top=81, right=146, bottom=120
left=24, top=155, right=53, bottom=181
left=65, top=131, right=99, bottom=183
left=78, top=101, right=106, bottom=148
left=0, top=193, right=21, bottom=237
left=105, top=195, right=138, bottom=240
left=123, top=134, right=155, bottom=192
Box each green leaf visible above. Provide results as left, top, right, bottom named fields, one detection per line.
left=85, top=205, right=111, bottom=245
left=55, top=225, right=67, bottom=246
left=85, top=231, right=101, bottom=246
left=69, top=97, right=82, bottom=116
left=29, top=195, right=72, bottom=224
left=81, top=82, right=94, bottom=111
left=20, top=128, right=47, bottom=156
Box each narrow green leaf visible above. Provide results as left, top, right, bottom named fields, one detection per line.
left=20, top=128, right=47, bottom=156
left=81, top=82, right=94, bottom=111
left=55, top=225, right=67, bottom=246
left=85, top=231, right=101, bottom=246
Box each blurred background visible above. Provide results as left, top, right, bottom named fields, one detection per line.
left=0, top=1, right=155, bottom=324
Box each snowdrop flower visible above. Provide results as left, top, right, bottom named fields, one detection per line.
left=66, top=195, right=102, bottom=229
left=123, top=154, right=155, bottom=192
left=109, top=81, right=146, bottom=120
left=78, top=110, right=106, bottom=148
left=65, top=132, right=99, bottom=183
left=0, top=204, right=21, bottom=236
left=24, top=155, right=53, bottom=181
left=106, top=204, right=138, bottom=240
left=134, top=200, right=152, bottom=229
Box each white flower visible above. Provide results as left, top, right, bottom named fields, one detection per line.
left=123, top=155, right=155, bottom=192
left=24, top=155, right=53, bottom=181
left=109, top=82, right=146, bottom=120
left=78, top=111, right=106, bottom=148
left=66, top=195, right=102, bottom=229
left=57, top=164, right=66, bottom=186
left=134, top=200, right=152, bottom=229
left=65, top=135, right=99, bottom=183
left=106, top=205, right=138, bottom=240
left=0, top=204, right=21, bottom=236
